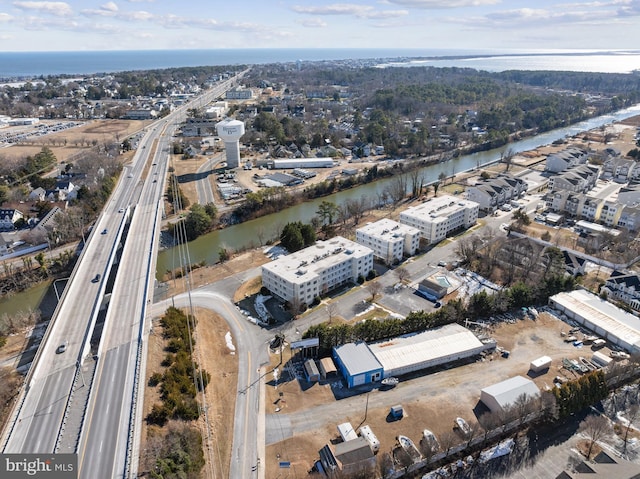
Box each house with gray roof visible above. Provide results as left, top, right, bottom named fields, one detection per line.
left=602, top=271, right=640, bottom=311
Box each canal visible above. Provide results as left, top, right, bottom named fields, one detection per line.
left=156, top=103, right=640, bottom=277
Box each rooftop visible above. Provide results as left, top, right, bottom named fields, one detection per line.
left=357, top=218, right=419, bottom=240
left=400, top=195, right=478, bottom=221
left=368, top=323, right=484, bottom=374
left=262, top=236, right=372, bottom=284
left=550, top=289, right=640, bottom=351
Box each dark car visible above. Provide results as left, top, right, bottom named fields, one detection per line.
left=92, top=273, right=101, bottom=283
left=101, top=228, right=107, bottom=235
left=56, top=342, right=67, bottom=354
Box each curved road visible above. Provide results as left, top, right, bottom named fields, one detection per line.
left=149, top=289, right=271, bottom=478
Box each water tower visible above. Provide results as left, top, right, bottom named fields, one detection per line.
left=216, top=118, right=245, bottom=168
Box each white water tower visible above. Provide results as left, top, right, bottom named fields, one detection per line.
left=216, top=118, right=245, bottom=168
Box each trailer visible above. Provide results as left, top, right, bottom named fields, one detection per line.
left=390, top=405, right=404, bottom=420
left=358, top=425, right=380, bottom=454
left=529, top=356, right=552, bottom=373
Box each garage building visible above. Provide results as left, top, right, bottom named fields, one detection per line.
left=367, top=324, right=491, bottom=378
left=480, top=376, right=540, bottom=414
left=549, top=289, right=640, bottom=353
left=333, top=342, right=383, bottom=388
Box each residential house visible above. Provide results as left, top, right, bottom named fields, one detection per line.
left=55, top=180, right=77, bottom=201
left=548, top=165, right=599, bottom=194
left=556, top=449, right=640, bottom=478
left=601, top=271, right=640, bottom=311
left=466, top=174, right=528, bottom=212
left=0, top=208, right=24, bottom=230
left=545, top=147, right=588, bottom=173
left=28, top=187, right=46, bottom=202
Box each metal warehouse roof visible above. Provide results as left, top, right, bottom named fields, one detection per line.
left=334, top=342, right=382, bottom=376
left=481, top=376, right=540, bottom=408
left=367, top=323, right=484, bottom=373
left=550, top=289, right=640, bottom=351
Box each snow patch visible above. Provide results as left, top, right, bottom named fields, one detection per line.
left=225, top=331, right=236, bottom=355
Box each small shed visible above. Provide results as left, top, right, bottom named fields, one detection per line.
left=480, top=376, right=540, bottom=414
left=318, top=357, right=338, bottom=379
left=529, top=356, right=552, bottom=373
left=304, top=359, right=320, bottom=382
left=390, top=405, right=404, bottom=419
left=418, top=278, right=448, bottom=300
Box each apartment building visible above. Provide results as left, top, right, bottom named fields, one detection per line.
left=399, top=195, right=479, bottom=245
left=355, top=218, right=420, bottom=265
left=261, top=236, right=374, bottom=306
left=545, top=147, right=588, bottom=173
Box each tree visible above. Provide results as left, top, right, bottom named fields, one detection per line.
left=367, top=281, right=383, bottom=301
left=326, top=303, right=338, bottom=323
left=184, top=204, right=213, bottom=241
left=395, top=266, right=410, bottom=283
left=578, top=415, right=613, bottom=459
left=501, top=147, right=516, bottom=171
left=316, top=200, right=339, bottom=225
left=623, top=404, right=640, bottom=454
left=0, top=185, right=8, bottom=206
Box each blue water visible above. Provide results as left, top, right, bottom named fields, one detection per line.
left=0, top=48, right=482, bottom=79
left=2, top=48, right=640, bottom=79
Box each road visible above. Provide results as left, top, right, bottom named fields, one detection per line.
left=1, top=71, right=247, bottom=479
left=149, top=288, right=272, bottom=479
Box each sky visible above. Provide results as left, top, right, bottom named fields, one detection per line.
left=1, top=0, right=640, bottom=52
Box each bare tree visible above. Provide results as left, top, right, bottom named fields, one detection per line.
left=367, top=281, right=383, bottom=301
left=385, top=174, right=407, bottom=206
left=326, top=302, right=338, bottom=323
left=501, top=147, right=516, bottom=172
left=624, top=404, right=640, bottom=454
left=439, top=430, right=459, bottom=457
left=578, top=414, right=613, bottom=459
left=395, top=266, right=410, bottom=283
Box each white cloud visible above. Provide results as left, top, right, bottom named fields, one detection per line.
left=385, top=0, right=500, bottom=7
left=12, top=1, right=73, bottom=16
left=292, top=3, right=408, bottom=18
left=101, top=2, right=119, bottom=13
left=0, top=12, right=13, bottom=22
left=299, top=18, right=328, bottom=27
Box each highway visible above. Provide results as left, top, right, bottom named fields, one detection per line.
left=1, top=71, right=247, bottom=479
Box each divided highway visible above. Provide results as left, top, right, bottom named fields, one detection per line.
left=1, top=72, right=247, bottom=479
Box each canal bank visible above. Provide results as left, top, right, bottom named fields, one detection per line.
left=156, top=103, right=640, bottom=278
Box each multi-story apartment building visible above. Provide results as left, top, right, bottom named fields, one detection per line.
left=261, top=236, right=374, bottom=306
left=355, top=218, right=420, bottom=265
left=399, top=195, right=479, bottom=245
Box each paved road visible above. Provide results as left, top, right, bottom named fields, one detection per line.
left=2, top=72, right=248, bottom=479
left=149, top=288, right=272, bottom=479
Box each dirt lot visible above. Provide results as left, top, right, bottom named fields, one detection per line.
left=262, top=311, right=605, bottom=477
left=1, top=119, right=150, bottom=164
left=140, top=307, right=238, bottom=479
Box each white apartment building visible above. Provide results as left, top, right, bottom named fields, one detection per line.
left=355, top=218, right=420, bottom=265
left=261, top=236, right=374, bottom=306
left=399, top=195, right=479, bottom=244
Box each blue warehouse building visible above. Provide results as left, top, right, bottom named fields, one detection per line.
left=333, top=342, right=383, bottom=388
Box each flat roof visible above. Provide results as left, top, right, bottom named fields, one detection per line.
left=400, top=195, right=478, bottom=222
left=367, top=323, right=484, bottom=373
left=481, top=376, right=540, bottom=408
left=550, top=289, right=640, bottom=351
left=334, top=342, right=382, bottom=376
left=357, top=218, right=419, bottom=239
left=262, top=236, right=372, bottom=284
